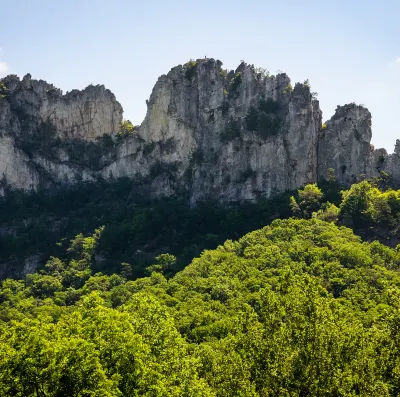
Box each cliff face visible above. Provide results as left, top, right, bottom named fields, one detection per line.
left=317, top=104, right=374, bottom=184
left=102, top=59, right=322, bottom=203
left=0, top=58, right=395, bottom=201
left=0, top=73, right=123, bottom=190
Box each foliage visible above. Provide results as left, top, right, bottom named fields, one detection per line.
left=0, top=179, right=294, bottom=279
left=245, top=97, right=281, bottom=137
left=313, top=202, right=340, bottom=222
left=146, top=253, right=176, bottom=277
left=303, top=79, right=311, bottom=88
left=228, top=72, right=242, bottom=95
left=15, top=118, right=116, bottom=169
left=290, top=184, right=324, bottom=219
left=340, top=180, right=400, bottom=235
left=0, top=82, right=7, bottom=99
left=283, top=83, right=293, bottom=94
left=254, top=66, right=270, bottom=78
left=321, top=123, right=327, bottom=129
left=2, top=218, right=400, bottom=394
left=291, top=178, right=400, bottom=243
left=219, top=69, right=228, bottom=78
left=184, top=59, right=197, bottom=80
left=220, top=119, right=241, bottom=142
left=117, top=119, right=135, bottom=140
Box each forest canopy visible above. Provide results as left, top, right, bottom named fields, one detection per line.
left=1, top=215, right=400, bottom=395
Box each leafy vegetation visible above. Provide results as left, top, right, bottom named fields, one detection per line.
left=2, top=213, right=400, bottom=395
left=245, top=96, right=281, bottom=138
left=0, top=82, right=7, bottom=99
left=283, top=83, right=293, bottom=94
left=220, top=119, right=241, bottom=142
left=228, top=72, right=242, bottom=96
left=117, top=119, right=135, bottom=140
left=0, top=178, right=294, bottom=279
left=14, top=118, right=117, bottom=169
left=3, top=166, right=400, bottom=394
left=219, top=68, right=228, bottom=78
left=290, top=176, right=400, bottom=243
left=184, top=59, right=197, bottom=80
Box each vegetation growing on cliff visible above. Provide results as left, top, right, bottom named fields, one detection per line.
left=229, top=71, right=242, bottom=94
left=184, top=59, right=197, bottom=80
left=14, top=117, right=118, bottom=169
left=0, top=82, right=7, bottom=99
left=245, top=96, right=281, bottom=137
left=117, top=119, right=135, bottom=140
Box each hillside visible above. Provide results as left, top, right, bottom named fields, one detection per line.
left=2, top=58, right=400, bottom=396
left=1, top=217, right=400, bottom=395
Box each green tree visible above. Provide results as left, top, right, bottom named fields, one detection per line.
left=290, top=184, right=324, bottom=218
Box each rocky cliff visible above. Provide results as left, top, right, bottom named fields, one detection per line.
left=0, top=58, right=397, bottom=201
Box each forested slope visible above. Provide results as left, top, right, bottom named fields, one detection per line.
left=1, top=217, right=400, bottom=395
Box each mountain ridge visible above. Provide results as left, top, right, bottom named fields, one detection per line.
left=0, top=58, right=399, bottom=202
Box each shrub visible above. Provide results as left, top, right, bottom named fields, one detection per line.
left=259, top=97, right=279, bottom=113
left=0, top=82, right=7, bottom=99
left=228, top=72, right=242, bottom=95
left=245, top=97, right=281, bottom=137
left=245, top=106, right=259, bottom=131
left=254, top=67, right=270, bottom=78
left=283, top=84, right=293, bottom=94
left=221, top=101, right=229, bottom=116
left=184, top=59, right=197, bottom=80
left=220, top=119, right=241, bottom=142
left=117, top=120, right=135, bottom=140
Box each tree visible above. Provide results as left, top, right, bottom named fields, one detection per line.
left=146, top=253, right=176, bottom=277
left=290, top=184, right=324, bottom=218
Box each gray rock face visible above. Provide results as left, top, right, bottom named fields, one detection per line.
left=0, top=59, right=398, bottom=202
left=102, top=59, right=322, bottom=203
left=2, top=73, right=123, bottom=140
left=317, top=104, right=374, bottom=184
left=376, top=140, right=400, bottom=188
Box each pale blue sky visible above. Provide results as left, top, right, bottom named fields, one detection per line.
left=1, top=0, right=399, bottom=150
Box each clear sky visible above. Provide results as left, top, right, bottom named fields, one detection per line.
left=1, top=0, right=399, bottom=150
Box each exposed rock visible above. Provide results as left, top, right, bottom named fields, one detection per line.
left=101, top=59, right=322, bottom=203
left=22, top=254, right=41, bottom=276
left=1, top=74, right=122, bottom=141
left=317, top=104, right=373, bottom=184
left=0, top=58, right=399, bottom=202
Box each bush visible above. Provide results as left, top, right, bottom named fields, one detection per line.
left=117, top=120, right=135, bottom=140
left=259, top=97, right=279, bottom=113
left=220, top=119, right=241, bottom=142
left=283, top=84, right=293, bottom=94
left=245, top=97, right=281, bottom=137
left=184, top=59, right=197, bottom=80
left=228, top=72, right=242, bottom=95
left=0, top=82, right=7, bottom=99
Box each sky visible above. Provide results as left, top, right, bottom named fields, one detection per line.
left=0, top=0, right=399, bottom=150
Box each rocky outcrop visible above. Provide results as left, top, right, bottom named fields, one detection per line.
left=317, top=104, right=374, bottom=184
left=0, top=58, right=398, bottom=202
left=2, top=73, right=123, bottom=140
left=101, top=59, right=322, bottom=203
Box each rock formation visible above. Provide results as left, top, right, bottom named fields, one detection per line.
left=0, top=58, right=397, bottom=201
left=317, top=104, right=373, bottom=184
